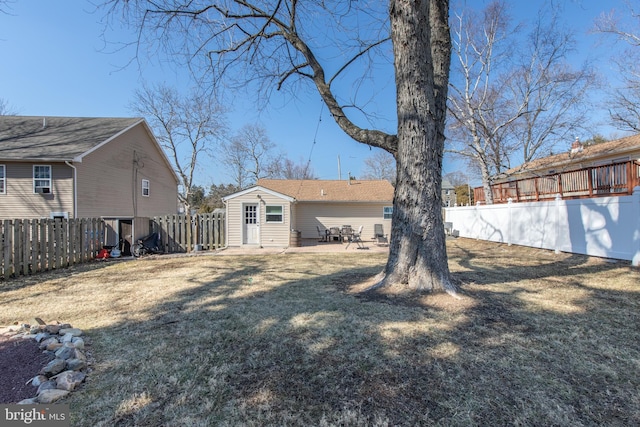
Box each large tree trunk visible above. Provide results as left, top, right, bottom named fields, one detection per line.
left=373, top=0, right=456, bottom=294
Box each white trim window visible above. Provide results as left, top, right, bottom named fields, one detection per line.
left=142, top=179, right=150, bottom=197
left=33, top=165, right=52, bottom=194
left=0, top=165, right=5, bottom=194
left=383, top=206, right=393, bottom=220
left=265, top=205, right=284, bottom=223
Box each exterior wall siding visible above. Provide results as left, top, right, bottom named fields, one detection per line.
left=0, top=161, right=73, bottom=219
left=75, top=123, right=178, bottom=218
left=296, top=202, right=392, bottom=241
left=225, top=189, right=292, bottom=247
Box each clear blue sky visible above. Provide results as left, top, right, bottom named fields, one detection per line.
left=0, top=0, right=630, bottom=187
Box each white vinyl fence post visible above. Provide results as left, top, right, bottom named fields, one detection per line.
left=632, top=187, right=640, bottom=267
left=555, top=193, right=562, bottom=255
left=507, top=198, right=513, bottom=246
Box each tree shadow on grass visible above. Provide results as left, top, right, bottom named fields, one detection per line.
left=447, top=238, right=628, bottom=286
left=62, top=251, right=640, bottom=427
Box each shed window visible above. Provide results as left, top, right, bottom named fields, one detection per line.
left=383, top=206, right=393, bottom=219
left=33, top=165, right=51, bottom=194
left=265, top=205, right=283, bottom=223
left=0, top=165, right=5, bottom=194
left=142, top=179, right=150, bottom=197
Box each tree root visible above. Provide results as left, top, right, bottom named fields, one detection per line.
left=364, top=270, right=460, bottom=299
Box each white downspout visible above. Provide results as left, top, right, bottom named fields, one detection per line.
left=65, top=161, right=77, bottom=218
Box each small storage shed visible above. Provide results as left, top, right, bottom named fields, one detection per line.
left=222, top=179, right=394, bottom=248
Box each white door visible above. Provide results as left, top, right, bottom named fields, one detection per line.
left=243, top=204, right=259, bottom=244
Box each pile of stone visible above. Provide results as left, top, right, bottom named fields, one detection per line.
left=5, top=319, right=89, bottom=404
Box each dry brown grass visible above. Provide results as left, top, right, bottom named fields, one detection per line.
left=1, top=238, right=639, bottom=426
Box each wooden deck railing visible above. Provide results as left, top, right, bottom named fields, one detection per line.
left=474, top=160, right=640, bottom=204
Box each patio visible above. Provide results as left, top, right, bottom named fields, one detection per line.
left=215, top=238, right=390, bottom=255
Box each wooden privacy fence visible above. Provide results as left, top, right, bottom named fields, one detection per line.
left=1, top=218, right=104, bottom=279
left=475, top=160, right=640, bottom=204
left=151, top=212, right=225, bottom=253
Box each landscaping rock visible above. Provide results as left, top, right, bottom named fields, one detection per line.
left=30, top=375, right=48, bottom=387
left=73, top=349, right=86, bottom=361
left=59, top=328, right=82, bottom=337
left=54, top=371, right=86, bottom=391
left=45, top=342, right=64, bottom=352
left=34, top=332, right=50, bottom=343
left=37, top=389, right=70, bottom=404
left=71, top=337, right=85, bottom=349
left=55, top=343, right=77, bottom=360
left=44, top=324, right=62, bottom=334
left=37, top=380, right=57, bottom=395
left=39, top=336, right=58, bottom=349
left=3, top=320, right=89, bottom=404
left=66, top=358, right=87, bottom=371
left=42, top=358, right=66, bottom=376
left=61, top=333, right=75, bottom=344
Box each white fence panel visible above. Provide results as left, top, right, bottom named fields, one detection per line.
left=445, top=187, right=640, bottom=266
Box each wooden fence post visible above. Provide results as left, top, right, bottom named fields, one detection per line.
left=13, top=219, right=22, bottom=276
left=3, top=220, right=13, bottom=278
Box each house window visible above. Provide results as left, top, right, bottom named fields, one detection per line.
left=33, top=165, right=51, bottom=194
left=142, top=179, right=150, bottom=197
left=50, top=211, right=69, bottom=220
left=0, top=165, right=5, bottom=194
left=383, top=206, right=393, bottom=219
left=265, top=205, right=283, bottom=223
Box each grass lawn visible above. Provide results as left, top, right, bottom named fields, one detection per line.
left=1, top=238, right=639, bottom=426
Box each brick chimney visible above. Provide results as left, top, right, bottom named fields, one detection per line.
left=570, top=137, right=583, bottom=154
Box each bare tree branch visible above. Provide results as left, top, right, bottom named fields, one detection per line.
left=129, top=83, right=228, bottom=210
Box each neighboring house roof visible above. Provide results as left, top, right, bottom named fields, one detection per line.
left=442, top=179, right=454, bottom=190
left=255, top=179, right=394, bottom=202
left=1, top=116, right=142, bottom=161
left=0, top=115, right=179, bottom=182
left=504, top=134, right=640, bottom=177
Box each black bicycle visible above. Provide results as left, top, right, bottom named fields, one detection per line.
left=131, top=232, right=161, bottom=257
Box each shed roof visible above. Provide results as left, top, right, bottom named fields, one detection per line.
left=256, top=179, right=394, bottom=202
left=0, top=116, right=143, bottom=161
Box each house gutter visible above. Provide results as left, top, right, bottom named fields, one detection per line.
left=65, top=161, right=78, bottom=218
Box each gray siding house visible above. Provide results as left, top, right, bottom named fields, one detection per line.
left=0, top=116, right=179, bottom=248
left=222, top=179, right=394, bottom=248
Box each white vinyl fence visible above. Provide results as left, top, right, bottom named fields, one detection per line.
left=444, top=187, right=640, bottom=266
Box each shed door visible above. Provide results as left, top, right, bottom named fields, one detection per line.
left=243, top=203, right=259, bottom=245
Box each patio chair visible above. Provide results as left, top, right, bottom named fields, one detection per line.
left=347, top=225, right=368, bottom=250
left=373, top=224, right=388, bottom=246
left=444, top=222, right=453, bottom=236
left=316, top=225, right=329, bottom=242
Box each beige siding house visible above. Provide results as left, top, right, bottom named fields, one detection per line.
left=0, top=116, right=179, bottom=250
left=222, top=179, right=394, bottom=248
left=498, top=135, right=640, bottom=181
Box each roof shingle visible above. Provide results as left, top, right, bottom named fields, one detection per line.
left=507, top=133, right=640, bottom=175
left=0, top=116, right=143, bottom=161
left=256, top=179, right=394, bottom=202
